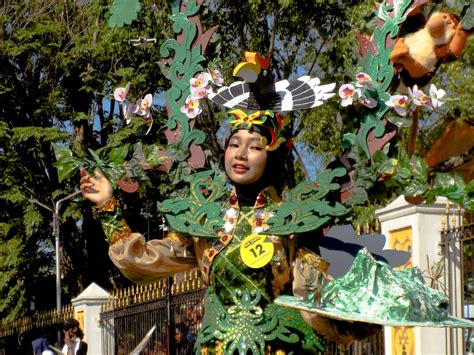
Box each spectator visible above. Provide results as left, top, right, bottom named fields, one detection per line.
left=32, top=336, right=54, bottom=355
left=61, top=319, right=88, bottom=355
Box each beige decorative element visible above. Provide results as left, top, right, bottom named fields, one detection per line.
left=377, top=196, right=458, bottom=355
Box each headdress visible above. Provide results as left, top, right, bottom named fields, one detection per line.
left=182, top=51, right=336, bottom=151
left=225, top=109, right=290, bottom=151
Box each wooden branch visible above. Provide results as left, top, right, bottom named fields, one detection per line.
left=267, top=9, right=283, bottom=60
left=407, top=106, right=420, bottom=157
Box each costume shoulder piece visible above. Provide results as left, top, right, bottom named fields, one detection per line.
left=157, top=169, right=227, bottom=238
left=262, top=167, right=349, bottom=235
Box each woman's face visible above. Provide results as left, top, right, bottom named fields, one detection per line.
left=225, top=130, right=267, bottom=185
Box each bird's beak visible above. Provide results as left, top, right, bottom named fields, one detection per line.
left=233, top=52, right=270, bottom=82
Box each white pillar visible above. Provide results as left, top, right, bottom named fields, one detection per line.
left=71, top=282, right=110, bottom=355
left=376, top=196, right=462, bottom=355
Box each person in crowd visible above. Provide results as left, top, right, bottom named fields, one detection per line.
left=32, top=336, right=54, bottom=355
left=61, top=319, right=87, bottom=355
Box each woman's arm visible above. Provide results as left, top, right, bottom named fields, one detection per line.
left=80, top=169, right=198, bottom=285
left=109, top=232, right=197, bottom=285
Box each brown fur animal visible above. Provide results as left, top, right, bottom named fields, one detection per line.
left=390, top=11, right=470, bottom=85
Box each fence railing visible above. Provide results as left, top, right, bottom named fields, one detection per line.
left=100, top=269, right=204, bottom=355
left=0, top=303, right=74, bottom=354
left=0, top=303, right=74, bottom=338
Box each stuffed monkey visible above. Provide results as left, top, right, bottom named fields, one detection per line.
left=390, top=11, right=470, bottom=86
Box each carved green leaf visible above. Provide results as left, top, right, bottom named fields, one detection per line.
left=159, top=0, right=208, bottom=164
left=197, top=289, right=324, bottom=354
left=157, top=169, right=227, bottom=237
left=264, top=168, right=350, bottom=235
left=353, top=0, right=412, bottom=158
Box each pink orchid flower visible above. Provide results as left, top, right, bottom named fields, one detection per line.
left=208, top=68, right=224, bottom=86
left=135, top=94, right=153, bottom=117
left=114, top=82, right=130, bottom=102
left=191, top=86, right=211, bottom=100
left=122, top=103, right=137, bottom=124
left=180, top=95, right=202, bottom=118
left=385, top=95, right=409, bottom=116
left=190, top=72, right=213, bottom=99
left=409, top=85, right=432, bottom=109
left=355, top=72, right=374, bottom=89
left=338, top=84, right=361, bottom=107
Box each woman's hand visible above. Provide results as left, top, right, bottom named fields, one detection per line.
left=80, top=168, right=114, bottom=205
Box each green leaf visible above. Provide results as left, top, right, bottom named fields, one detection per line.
left=465, top=180, right=474, bottom=193
left=372, top=150, right=388, bottom=164
left=87, top=148, right=106, bottom=170
left=143, top=145, right=168, bottom=167
left=423, top=190, right=437, bottom=205
left=109, top=144, right=130, bottom=165
left=433, top=173, right=455, bottom=190
left=463, top=198, right=474, bottom=212
left=397, top=167, right=411, bottom=180
left=0, top=121, right=10, bottom=139
left=405, top=183, right=428, bottom=197
left=108, top=0, right=141, bottom=28
left=386, top=115, right=412, bottom=128
left=445, top=190, right=464, bottom=203
left=52, top=143, right=73, bottom=161
left=0, top=187, right=26, bottom=203
left=344, top=187, right=368, bottom=206
left=23, top=204, right=43, bottom=237
left=410, top=155, right=428, bottom=180
left=54, top=160, right=81, bottom=182
left=342, top=133, right=356, bottom=149
left=52, top=143, right=81, bottom=182
left=453, top=174, right=466, bottom=189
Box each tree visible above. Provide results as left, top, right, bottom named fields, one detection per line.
left=0, top=0, right=170, bottom=320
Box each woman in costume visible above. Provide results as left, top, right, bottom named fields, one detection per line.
left=80, top=107, right=377, bottom=353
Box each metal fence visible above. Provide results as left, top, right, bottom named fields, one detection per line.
left=440, top=206, right=474, bottom=355
left=0, top=304, right=74, bottom=354
left=100, top=270, right=205, bottom=355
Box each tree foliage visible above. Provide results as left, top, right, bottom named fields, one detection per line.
left=0, top=0, right=171, bottom=321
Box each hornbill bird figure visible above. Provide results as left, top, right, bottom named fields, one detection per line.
left=208, top=52, right=336, bottom=112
